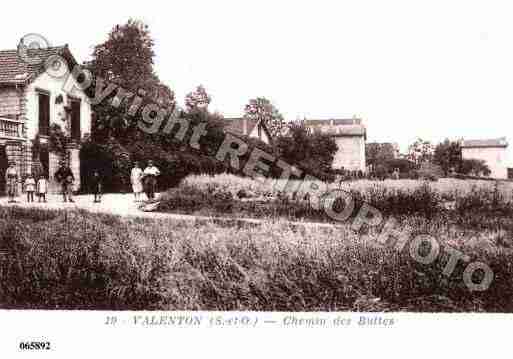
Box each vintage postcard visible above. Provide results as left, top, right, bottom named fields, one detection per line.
left=0, top=0, right=511, bottom=357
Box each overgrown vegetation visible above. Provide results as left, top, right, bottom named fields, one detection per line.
left=157, top=174, right=513, bottom=223
left=0, top=205, right=511, bottom=311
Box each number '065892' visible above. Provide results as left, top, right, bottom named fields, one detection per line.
left=19, top=342, right=51, bottom=350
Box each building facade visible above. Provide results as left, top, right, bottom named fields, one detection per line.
left=303, top=118, right=367, bottom=172
left=0, top=45, right=92, bottom=192
left=461, top=137, right=508, bottom=179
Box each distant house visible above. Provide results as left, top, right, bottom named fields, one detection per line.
left=0, top=45, right=92, bottom=192
left=303, top=118, right=366, bottom=172
left=460, top=137, right=508, bottom=179
left=223, top=117, right=272, bottom=145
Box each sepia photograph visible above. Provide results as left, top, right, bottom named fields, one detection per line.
left=0, top=0, right=512, bottom=357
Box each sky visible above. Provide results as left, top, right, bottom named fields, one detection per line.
left=2, top=0, right=513, bottom=163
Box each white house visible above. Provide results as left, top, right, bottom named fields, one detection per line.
left=461, top=138, right=509, bottom=179
left=0, top=44, right=92, bottom=192
left=303, top=118, right=367, bottom=172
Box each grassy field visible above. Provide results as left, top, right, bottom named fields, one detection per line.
left=2, top=174, right=512, bottom=311
left=181, top=173, right=513, bottom=200
left=0, top=205, right=512, bottom=311
left=156, top=174, right=513, bottom=225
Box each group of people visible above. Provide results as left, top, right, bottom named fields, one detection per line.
left=4, top=160, right=74, bottom=203
left=5, top=162, right=48, bottom=203
left=130, top=160, right=161, bottom=201
left=3, top=159, right=161, bottom=204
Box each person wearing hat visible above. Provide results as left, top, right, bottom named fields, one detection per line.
left=4, top=161, right=19, bottom=203
left=54, top=160, right=75, bottom=202
left=142, top=160, right=160, bottom=200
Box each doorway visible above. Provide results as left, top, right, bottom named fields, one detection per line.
left=0, top=146, right=8, bottom=194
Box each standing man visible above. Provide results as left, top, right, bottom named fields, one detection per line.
left=5, top=161, right=19, bottom=203
left=91, top=170, right=102, bottom=203
left=54, top=160, right=75, bottom=203
left=143, top=160, right=160, bottom=200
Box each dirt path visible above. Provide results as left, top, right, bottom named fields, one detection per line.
left=0, top=192, right=340, bottom=228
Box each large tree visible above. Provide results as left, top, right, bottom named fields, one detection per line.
left=89, top=19, right=175, bottom=141
left=92, top=19, right=156, bottom=92
left=244, top=97, right=285, bottom=139
left=407, top=138, right=434, bottom=167
left=433, top=139, right=462, bottom=176
left=276, top=121, right=338, bottom=178
left=185, top=85, right=211, bottom=112
left=365, top=142, right=396, bottom=168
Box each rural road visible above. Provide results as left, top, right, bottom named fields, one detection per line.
left=0, top=192, right=341, bottom=229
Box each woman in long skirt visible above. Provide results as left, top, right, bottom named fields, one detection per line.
left=130, top=161, right=143, bottom=201
left=5, top=162, right=18, bottom=203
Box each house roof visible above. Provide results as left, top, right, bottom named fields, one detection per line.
left=303, top=118, right=362, bottom=126
left=222, top=117, right=274, bottom=144
left=222, top=117, right=259, bottom=136
left=303, top=118, right=366, bottom=137
left=461, top=137, right=508, bottom=148
left=0, top=45, right=77, bottom=85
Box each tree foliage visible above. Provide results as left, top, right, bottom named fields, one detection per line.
left=91, top=19, right=156, bottom=92
left=459, top=158, right=491, bottom=177
left=417, top=162, right=444, bottom=181
left=433, top=139, right=462, bottom=176
left=365, top=142, right=397, bottom=167
left=185, top=85, right=211, bottom=112
left=385, top=158, right=416, bottom=173
left=407, top=138, right=434, bottom=167
left=244, top=97, right=284, bottom=139
left=88, top=19, right=175, bottom=141
left=276, top=121, right=338, bottom=179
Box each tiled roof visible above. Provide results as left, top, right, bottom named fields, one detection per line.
left=461, top=137, right=508, bottom=148
left=303, top=118, right=366, bottom=137
left=0, top=45, right=76, bottom=85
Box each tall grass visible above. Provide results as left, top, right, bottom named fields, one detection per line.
left=162, top=174, right=513, bottom=222
left=0, top=206, right=512, bottom=311
left=183, top=173, right=513, bottom=200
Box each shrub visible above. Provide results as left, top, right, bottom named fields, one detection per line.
left=459, top=158, right=491, bottom=177
left=158, top=183, right=234, bottom=214
left=385, top=158, right=416, bottom=174
left=363, top=183, right=442, bottom=218
left=374, top=164, right=389, bottom=180
left=399, top=170, right=419, bottom=179
left=157, top=174, right=449, bottom=220
left=417, top=162, right=443, bottom=181
left=455, top=183, right=513, bottom=216
left=276, top=121, right=338, bottom=180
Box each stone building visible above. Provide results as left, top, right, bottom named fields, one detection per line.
left=461, top=137, right=508, bottom=179
left=0, top=45, right=92, bottom=193
left=303, top=118, right=367, bottom=172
